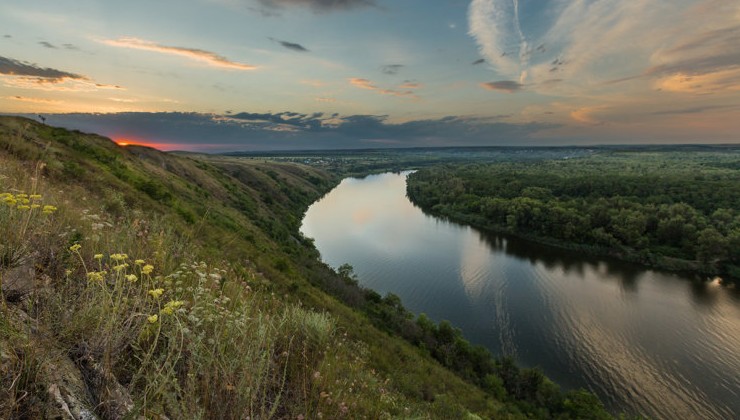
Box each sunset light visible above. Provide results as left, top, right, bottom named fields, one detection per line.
left=0, top=1, right=737, bottom=418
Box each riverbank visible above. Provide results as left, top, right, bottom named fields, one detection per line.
left=405, top=155, right=740, bottom=284
left=414, top=205, right=723, bottom=280
left=303, top=171, right=740, bottom=419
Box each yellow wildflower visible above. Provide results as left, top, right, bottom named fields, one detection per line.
left=17, top=205, right=30, bottom=210
left=161, top=300, right=184, bottom=315
left=30, top=204, right=41, bottom=209
left=142, top=264, right=154, bottom=275
left=86, top=271, right=105, bottom=282
left=29, top=194, right=42, bottom=200
left=69, top=244, right=82, bottom=252
left=135, top=259, right=145, bottom=265
left=42, top=205, right=57, bottom=214
left=113, top=263, right=129, bottom=272
left=148, top=288, right=164, bottom=299
left=126, top=274, right=138, bottom=283
left=147, top=314, right=158, bottom=324
left=94, top=254, right=103, bottom=260
left=110, top=253, right=128, bottom=261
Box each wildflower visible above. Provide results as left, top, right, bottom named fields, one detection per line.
left=142, top=264, right=154, bottom=275
left=30, top=204, right=41, bottom=209
left=160, top=299, right=184, bottom=315
left=42, top=205, right=57, bottom=214
left=65, top=269, right=72, bottom=276
left=17, top=205, right=30, bottom=210
left=86, top=271, right=105, bottom=282
left=126, top=274, right=138, bottom=283
left=94, top=254, right=103, bottom=260
left=110, top=253, right=128, bottom=261
left=148, top=288, right=164, bottom=299
left=135, top=259, right=145, bottom=265
left=147, top=314, right=158, bottom=324
left=113, top=263, right=129, bottom=272
left=69, top=244, right=82, bottom=252
left=29, top=194, right=42, bottom=200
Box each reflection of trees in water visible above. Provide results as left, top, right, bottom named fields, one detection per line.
left=413, top=186, right=737, bottom=306
left=689, top=278, right=721, bottom=307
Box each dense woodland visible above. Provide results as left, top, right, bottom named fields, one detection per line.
left=407, top=150, right=740, bottom=280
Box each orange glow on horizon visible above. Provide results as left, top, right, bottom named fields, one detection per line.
left=113, top=137, right=176, bottom=151
left=112, top=137, right=240, bottom=152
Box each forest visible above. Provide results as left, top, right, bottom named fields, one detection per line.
left=407, top=149, right=740, bottom=281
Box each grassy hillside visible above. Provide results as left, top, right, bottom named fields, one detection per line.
left=0, top=116, right=610, bottom=419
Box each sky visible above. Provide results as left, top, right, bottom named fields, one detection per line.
left=1, top=0, right=739, bottom=151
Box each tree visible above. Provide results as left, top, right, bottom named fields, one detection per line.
left=696, top=227, right=728, bottom=264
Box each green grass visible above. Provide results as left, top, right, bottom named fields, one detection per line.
left=0, top=116, right=521, bottom=419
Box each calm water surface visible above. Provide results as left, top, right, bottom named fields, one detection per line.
left=300, top=172, right=740, bottom=419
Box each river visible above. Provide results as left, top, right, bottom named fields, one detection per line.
left=299, top=171, right=740, bottom=419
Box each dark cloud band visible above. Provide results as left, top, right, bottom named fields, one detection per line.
left=0, top=56, right=85, bottom=81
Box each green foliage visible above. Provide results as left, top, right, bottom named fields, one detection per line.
left=0, top=117, right=514, bottom=419
left=408, top=151, right=740, bottom=280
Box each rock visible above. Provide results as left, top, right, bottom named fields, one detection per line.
left=1, top=263, right=35, bottom=302
left=72, top=344, right=139, bottom=420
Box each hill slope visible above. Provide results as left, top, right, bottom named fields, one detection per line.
left=0, top=117, right=610, bottom=419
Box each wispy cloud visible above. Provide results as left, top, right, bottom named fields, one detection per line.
left=349, top=77, right=420, bottom=99
left=472, top=58, right=485, bottom=65
left=398, top=81, right=423, bottom=89
left=38, top=41, right=57, bottom=49
left=0, top=56, right=121, bottom=92
left=256, top=0, right=376, bottom=13
left=481, top=80, right=523, bottom=93
left=380, top=64, right=403, bottom=75
left=468, top=0, right=740, bottom=98
left=5, top=95, right=60, bottom=104
left=101, top=37, right=257, bottom=70
left=268, top=37, right=309, bottom=52
left=0, top=56, right=84, bottom=80
left=651, top=104, right=738, bottom=115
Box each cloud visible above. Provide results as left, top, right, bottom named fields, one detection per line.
left=256, top=0, right=376, bottom=13
left=651, top=104, right=738, bottom=116
left=101, top=37, right=257, bottom=70
left=35, top=111, right=556, bottom=152
left=472, top=58, right=485, bottom=65
left=468, top=0, right=522, bottom=77
left=0, top=56, right=122, bottom=92
left=481, top=80, right=523, bottom=93
left=570, top=106, right=608, bottom=125
left=300, top=79, right=328, bottom=88
left=5, top=95, right=60, bottom=104
left=467, top=0, right=740, bottom=98
left=380, top=64, right=403, bottom=75
left=0, top=56, right=85, bottom=80
left=398, top=81, right=423, bottom=89
left=268, top=37, right=309, bottom=52
left=349, top=77, right=419, bottom=99
left=39, top=41, right=58, bottom=49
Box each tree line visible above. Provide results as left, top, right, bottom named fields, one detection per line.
left=407, top=151, right=740, bottom=280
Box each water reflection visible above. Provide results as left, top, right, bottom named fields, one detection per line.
left=301, top=172, right=740, bottom=420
